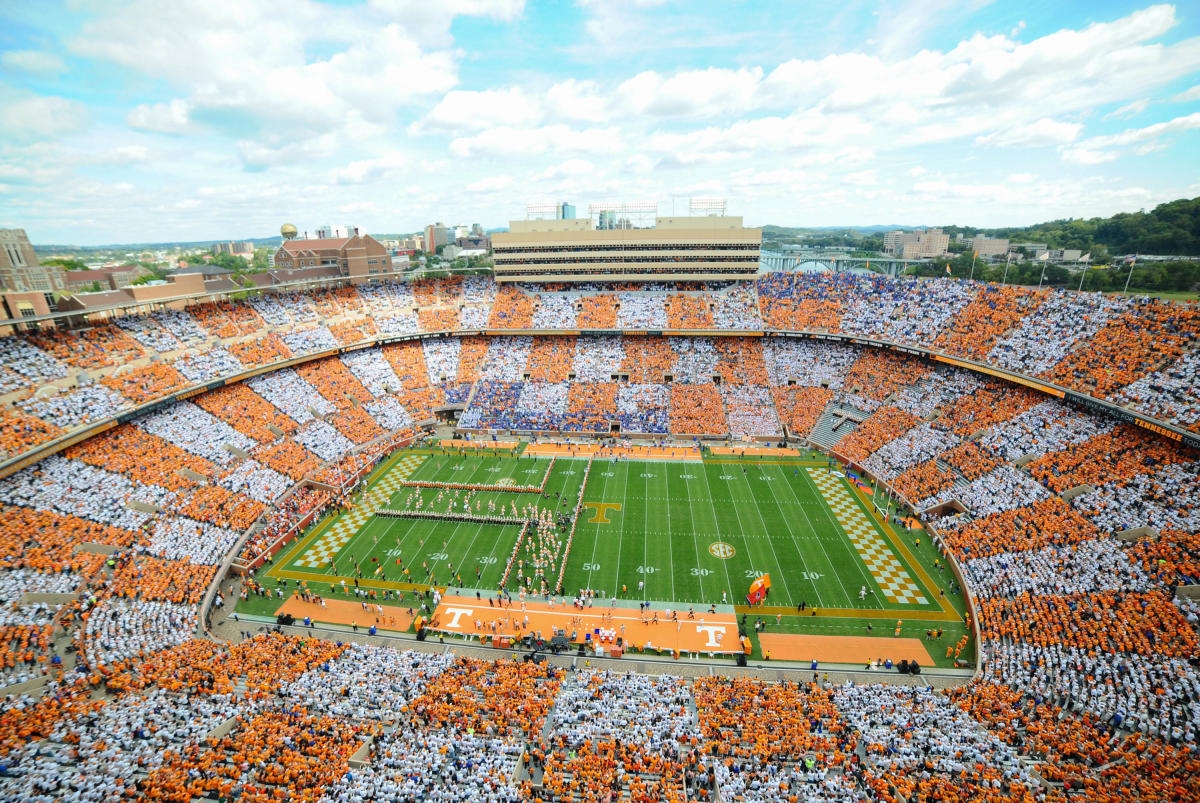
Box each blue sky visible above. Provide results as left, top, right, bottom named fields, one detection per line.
left=1, top=0, right=1199, bottom=245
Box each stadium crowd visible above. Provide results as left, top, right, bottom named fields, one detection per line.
left=0, top=273, right=1196, bottom=801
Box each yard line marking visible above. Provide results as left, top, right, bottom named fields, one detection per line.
left=731, top=468, right=798, bottom=606
left=583, top=466, right=614, bottom=592
left=753, top=463, right=823, bottom=602
left=806, top=468, right=928, bottom=605
left=662, top=470, right=675, bottom=602
left=778, top=464, right=861, bottom=608
left=698, top=467, right=736, bottom=606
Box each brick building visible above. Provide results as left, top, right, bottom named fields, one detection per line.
left=271, top=232, right=392, bottom=281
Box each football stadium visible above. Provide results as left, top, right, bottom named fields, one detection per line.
left=0, top=267, right=1197, bottom=801
left=4, top=1, right=1200, bottom=799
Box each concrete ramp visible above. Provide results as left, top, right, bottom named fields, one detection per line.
left=1115, top=525, right=1158, bottom=543
left=75, top=542, right=120, bottom=556
left=1060, top=484, right=1094, bottom=502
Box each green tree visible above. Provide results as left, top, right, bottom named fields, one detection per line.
left=42, top=257, right=88, bottom=270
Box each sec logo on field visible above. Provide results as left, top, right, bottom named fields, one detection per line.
left=708, top=542, right=735, bottom=559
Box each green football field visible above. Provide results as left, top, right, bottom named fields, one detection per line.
left=263, top=448, right=959, bottom=614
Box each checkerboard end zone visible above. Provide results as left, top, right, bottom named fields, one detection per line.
left=806, top=468, right=928, bottom=605
left=296, top=455, right=426, bottom=568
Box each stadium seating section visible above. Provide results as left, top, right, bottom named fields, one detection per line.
left=0, top=273, right=1198, bottom=800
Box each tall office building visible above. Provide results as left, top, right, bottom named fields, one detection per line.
left=424, top=223, right=449, bottom=251
left=557, top=202, right=576, bottom=220
left=882, top=228, right=950, bottom=259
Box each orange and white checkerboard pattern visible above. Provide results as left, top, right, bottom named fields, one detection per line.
left=297, top=454, right=425, bottom=568
left=807, top=468, right=928, bottom=605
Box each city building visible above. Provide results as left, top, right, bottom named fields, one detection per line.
left=0, top=229, right=65, bottom=294
left=965, top=235, right=1009, bottom=257
left=443, top=245, right=488, bottom=261
left=314, top=224, right=358, bottom=240
left=492, top=215, right=761, bottom=283
left=60, top=264, right=150, bottom=293
left=1009, top=242, right=1049, bottom=260
left=399, top=236, right=424, bottom=251
left=882, top=228, right=950, bottom=259
left=470, top=223, right=484, bottom=236
left=271, top=231, right=393, bottom=282
left=424, top=223, right=450, bottom=252
left=454, top=235, right=491, bottom=251
left=210, top=240, right=255, bottom=256
left=1049, top=248, right=1083, bottom=262
left=557, top=202, right=576, bottom=220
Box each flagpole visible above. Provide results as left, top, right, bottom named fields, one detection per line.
left=969, top=250, right=977, bottom=281
left=1001, top=252, right=1011, bottom=284
left=1124, top=254, right=1137, bottom=294
left=1038, top=258, right=1047, bottom=288
left=1077, top=255, right=1089, bottom=292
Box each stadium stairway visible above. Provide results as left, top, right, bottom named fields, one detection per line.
left=808, top=404, right=860, bottom=450
left=936, top=457, right=972, bottom=491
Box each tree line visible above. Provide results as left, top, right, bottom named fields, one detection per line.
left=905, top=251, right=1200, bottom=294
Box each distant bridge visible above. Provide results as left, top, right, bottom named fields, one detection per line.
left=760, top=250, right=932, bottom=277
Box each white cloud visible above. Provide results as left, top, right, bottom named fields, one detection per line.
left=368, top=0, right=526, bottom=45
left=127, top=99, right=193, bottom=134
left=1061, top=147, right=1118, bottom=165
left=538, top=159, right=595, bottom=180
left=88, top=145, right=154, bottom=166
left=1174, top=84, right=1200, bottom=103
left=417, top=3, right=1200, bottom=169
left=1059, top=111, right=1200, bottom=164
left=466, top=174, right=514, bottom=192
left=329, top=152, right=408, bottom=185
left=1080, top=111, right=1200, bottom=147
left=1, top=50, right=66, bottom=75
left=844, top=169, right=879, bottom=186
left=1106, top=98, right=1149, bottom=119
left=1007, top=172, right=1036, bottom=183
left=976, top=118, right=1082, bottom=148
left=0, top=93, right=88, bottom=142
left=618, top=67, right=763, bottom=117
left=873, top=0, right=985, bottom=59
left=545, top=79, right=609, bottom=122
left=449, top=125, right=623, bottom=158
left=70, top=0, right=477, bottom=164
left=414, top=87, right=542, bottom=134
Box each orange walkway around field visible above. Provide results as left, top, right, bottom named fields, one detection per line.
left=429, top=595, right=741, bottom=654
left=523, top=443, right=702, bottom=461
left=277, top=593, right=417, bottom=632
left=710, top=446, right=802, bottom=457
left=757, top=633, right=934, bottom=665
left=439, top=439, right=519, bottom=450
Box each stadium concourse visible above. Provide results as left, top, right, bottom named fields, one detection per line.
left=0, top=274, right=1197, bottom=801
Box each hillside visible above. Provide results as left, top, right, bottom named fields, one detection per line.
left=761, top=197, right=1200, bottom=257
